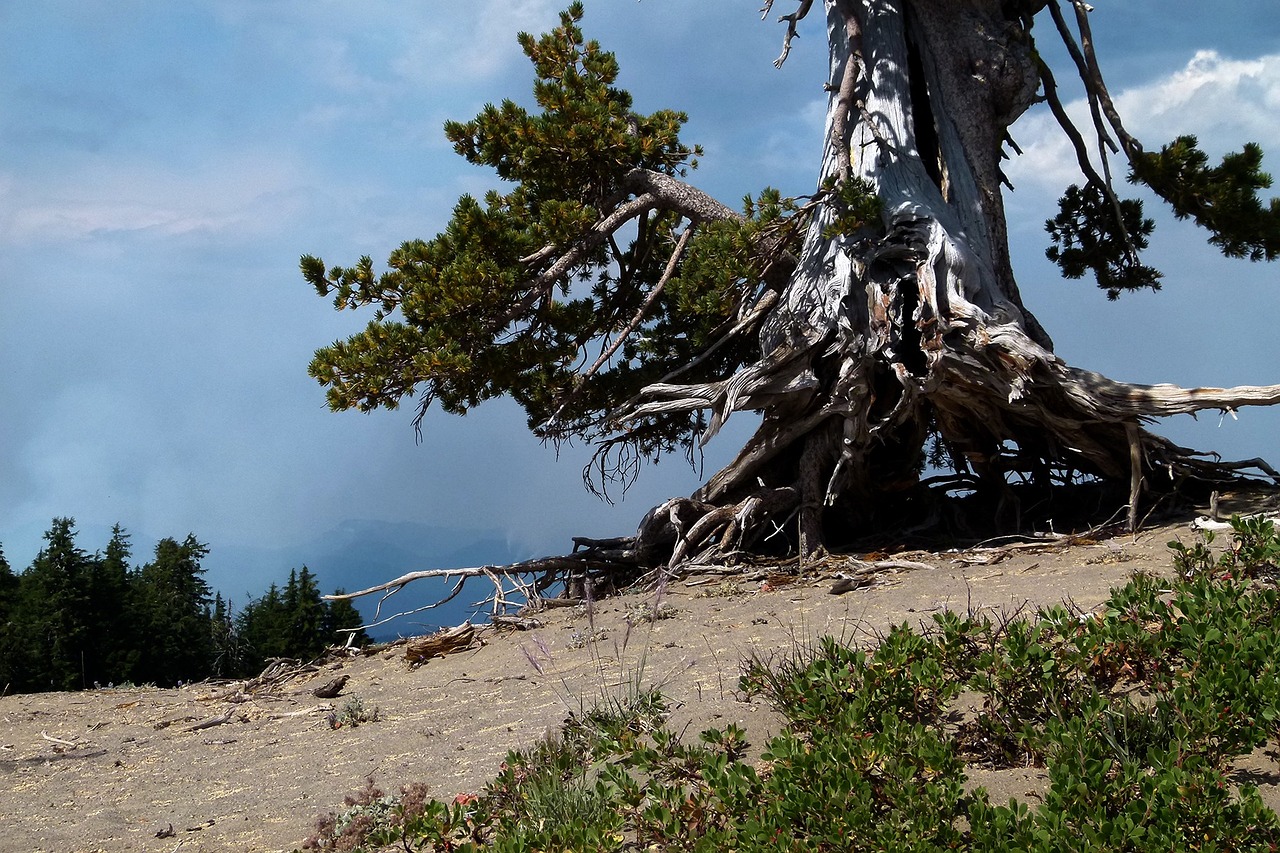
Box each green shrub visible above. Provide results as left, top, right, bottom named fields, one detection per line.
left=305, top=515, right=1280, bottom=852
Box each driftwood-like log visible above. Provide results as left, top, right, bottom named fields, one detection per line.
left=325, top=551, right=647, bottom=603
left=1191, top=512, right=1280, bottom=533
left=323, top=541, right=655, bottom=632
left=184, top=709, right=236, bottom=733
left=404, top=623, right=482, bottom=667
left=490, top=615, right=545, bottom=630
left=311, top=675, right=350, bottom=699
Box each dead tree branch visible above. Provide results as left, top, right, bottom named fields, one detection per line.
left=769, top=0, right=815, bottom=68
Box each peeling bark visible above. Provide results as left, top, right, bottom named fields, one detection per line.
left=618, top=0, right=1280, bottom=564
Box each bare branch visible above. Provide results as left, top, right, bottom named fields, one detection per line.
left=771, top=0, right=815, bottom=68
left=325, top=565, right=536, bottom=602
left=541, top=225, right=697, bottom=434
left=1064, top=368, right=1280, bottom=420
left=1035, top=56, right=1104, bottom=187
left=357, top=576, right=471, bottom=633
left=183, top=709, right=236, bottom=733
left=1036, top=52, right=1144, bottom=266
left=828, top=9, right=864, bottom=181
left=580, top=226, right=694, bottom=387
left=322, top=545, right=651, bottom=628
left=504, top=169, right=744, bottom=342
left=1058, top=0, right=1143, bottom=161
left=650, top=289, right=781, bottom=388
left=493, top=192, right=661, bottom=336
left=621, top=169, right=741, bottom=224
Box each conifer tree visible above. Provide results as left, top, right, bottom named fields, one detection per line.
left=0, top=529, right=366, bottom=690
left=303, top=3, right=1280, bottom=570
left=236, top=569, right=352, bottom=673
left=236, top=583, right=289, bottom=674
left=132, top=535, right=213, bottom=686
left=17, top=519, right=94, bottom=690
left=0, top=546, right=13, bottom=601
left=325, top=591, right=370, bottom=648
left=84, top=525, right=135, bottom=685
left=0, top=546, right=19, bottom=692
left=288, top=566, right=328, bottom=660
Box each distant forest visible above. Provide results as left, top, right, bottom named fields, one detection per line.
left=0, top=518, right=370, bottom=695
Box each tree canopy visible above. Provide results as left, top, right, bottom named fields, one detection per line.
left=305, top=2, right=1280, bottom=580
left=304, top=4, right=803, bottom=485
left=0, top=520, right=369, bottom=694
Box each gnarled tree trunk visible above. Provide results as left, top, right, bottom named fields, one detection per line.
left=623, top=0, right=1280, bottom=563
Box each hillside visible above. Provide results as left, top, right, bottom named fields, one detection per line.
left=4, top=498, right=1279, bottom=852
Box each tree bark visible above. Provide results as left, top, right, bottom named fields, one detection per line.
left=622, top=0, right=1280, bottom=562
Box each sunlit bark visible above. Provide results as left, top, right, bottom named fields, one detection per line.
left=624, top=0, right=1280, bottom=562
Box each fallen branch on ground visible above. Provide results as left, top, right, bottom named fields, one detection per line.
left=184, top=709, right=236, bottom=732
left=323, top=543, right=654, bottom=630
left=404, top=623, right=482, bottom=667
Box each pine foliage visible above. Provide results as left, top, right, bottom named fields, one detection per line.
left=302, top=4, right=796, bottom=476
left=1045, top=183, right=1160, bottom=299
left=1133, top=135, right=1280, bottom=262
left=0, top=522, right=370, bottom=694
left=1046, top=132, right=1280, bottom=298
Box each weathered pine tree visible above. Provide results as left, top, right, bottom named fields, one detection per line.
left=306, top=3, right=1280, bottom=582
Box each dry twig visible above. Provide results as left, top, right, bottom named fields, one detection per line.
left=183, top=709, right=236, bottom=733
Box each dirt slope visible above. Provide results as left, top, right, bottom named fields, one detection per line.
left=3, top=505, right=1277, bottom=852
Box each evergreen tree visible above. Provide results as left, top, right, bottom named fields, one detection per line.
left=0, top=545, right=20, bottom=692
left=305, top=3, right=1280, bottom=568
left=0, top=529, right=370, bottom=691
left=235, top=568, right=337, bottom=674
left=0, top=546, right=13, bottom=602
left=20, top=521, right=89, bottom=689
left=235, top=583, right=289, bottom=675
left=325, top=591, right=370, bottom=648
left=288, top=566, right=329, bottom=660
left=16, top=518, right=94, bottom=691
left=131, top=535, right=213, bottom=686
left=84, top=525, right=135, bottom=685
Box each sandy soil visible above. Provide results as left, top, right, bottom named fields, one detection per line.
left=4, top=504, right=1279, bottom=852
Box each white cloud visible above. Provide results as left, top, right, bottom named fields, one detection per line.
left=1117, top=51, right=1279, bottom=139
left=0, top=152, right=306, bottom=244
left=390, top=1, right=561, bottom=86
left=1007, top=50, right=1280, bottom=194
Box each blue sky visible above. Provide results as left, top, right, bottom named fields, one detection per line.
left=2, top=2, right=1278, bottom=614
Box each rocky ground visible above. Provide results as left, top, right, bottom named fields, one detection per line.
left=4, top=497, right=1280, bottom=852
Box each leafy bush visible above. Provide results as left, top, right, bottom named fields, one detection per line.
left=326, top=695, right=380, bottom=730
